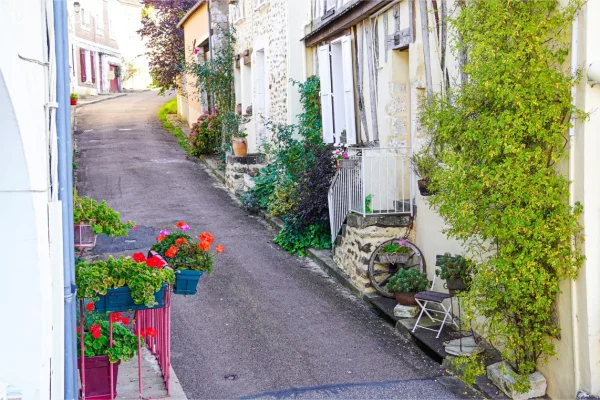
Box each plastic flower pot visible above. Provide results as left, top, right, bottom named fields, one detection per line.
left=94, top=282, right=167, bottom=313
left=173, top=269, right=203, bottom=295
left=418, top=180, right=432, bottom=196
left=74, top=223, right=97, bottom=248
left=395, top=292, right=418, bottom=306
left=71, top=98, right=78, bottom=106
left=77, top=355, right=120, bottom=398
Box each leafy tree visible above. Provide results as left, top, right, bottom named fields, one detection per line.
left=138, top=0, right=196, bottom=94
left=421, top=0, right=585, bottom=390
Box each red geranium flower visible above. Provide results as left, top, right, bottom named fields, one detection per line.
left=199, top=232, right=214, bottom=245
left=122, top=317, right=130, bottom=325
left=197, top=241, right=210, bottom=251
left=176, top=221, right=187, bottom=228
left=165, top=245, right=178, bottom=258
left=146, top=327, right=157, bottom=338
left=133, top=252, right=147, bottom=263
left=216, top=244, right=225, bottom=254
left=175, top=238, right=187, bottom=246
left=146, top=256, right=166, bottom=268
left=110, top=312, right=123, bottom=323
left=156, top=234, right=166, bottom=242
left=90, top=324, right=101, bottom=332
left=85, top=302, right=95, bottom=312
left=92, top=329, right=101, bottom=339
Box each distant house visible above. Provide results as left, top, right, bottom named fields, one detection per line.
left=177, top=0, right=211, bottom=127
left=69, top=0, right=122, bottom=95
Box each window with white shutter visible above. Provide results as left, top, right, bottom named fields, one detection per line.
left=318, top=45, right=334, bottom=144
left=341, top=35, right=357, bottom=145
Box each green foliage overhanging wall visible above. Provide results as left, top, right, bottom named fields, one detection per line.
left=243, top=76, right=334, bottom=256
left=420, top=0, right=585, bottom=385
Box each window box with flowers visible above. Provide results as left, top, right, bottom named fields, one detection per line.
left=151, top=221, right=224, bottom=295
left=73, top=191, right=135, bottom=248
left=76, top=255, right=175, bottom=313
left=76, top=314, right=151, bottom=398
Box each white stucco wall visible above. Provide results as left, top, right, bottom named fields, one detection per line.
left=0, top=0, right=65, bottom=398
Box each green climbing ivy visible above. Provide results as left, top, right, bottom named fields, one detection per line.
left=420, top=0, right=586, bottom=390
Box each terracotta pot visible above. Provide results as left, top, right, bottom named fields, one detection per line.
left=395, top=291, right=418, bottom=306
left=418, top=180, right=432, bottom=196
left=232, top=138, right=247, bottom=157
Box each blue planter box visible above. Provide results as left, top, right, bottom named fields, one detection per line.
left=173, top=269, right=203, bottom=295
left=94, top=282, right=167, bottom=313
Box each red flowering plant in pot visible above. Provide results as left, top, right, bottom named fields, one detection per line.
left=151, top=221, right=224, bottom=295
left=77, top=313, right=150, bottom=398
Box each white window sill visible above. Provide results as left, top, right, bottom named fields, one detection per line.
left=233, top=17, right=245, bottom=24
left=254, top=1, right=269, bottom=12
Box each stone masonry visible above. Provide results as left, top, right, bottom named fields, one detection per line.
left=333, top=213, right=414, bottom=292
left=225, top=153, right=265, bottom=194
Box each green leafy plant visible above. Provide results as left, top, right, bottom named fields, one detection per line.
left=70, top=93, right=79, bottom=100
left=436, top=253, right=474, bottom=286
left=73, top=192, right=135, bottom=236
left=150, top=222, right=224, bottom=273
left=411, top=149, right=438, bottom=184
left=365, top=194, right=373, bottom=213
left=420, top=0, right=586, bottom=385
left=381, top=240, right=411, bottom=255
left=75, top=255, right=175, bottom=307
left=240, top=191, right=261, bottom=214
left=158, top=98, right=190, bottom=154
left=77, top=316, right=144, bottom=363
left=385, top=268, right=430, bottom=293
left=273, top=222, right=330, bottom=257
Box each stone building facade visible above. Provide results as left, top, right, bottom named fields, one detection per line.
left=230, top=0, right=310, bottom=153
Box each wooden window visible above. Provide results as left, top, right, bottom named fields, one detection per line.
left=90, top=52, right=96, bottom=84
left=79, top=48, right=87, bottom=82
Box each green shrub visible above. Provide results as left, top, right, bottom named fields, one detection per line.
left=385, top=269, right=430, bottom=293
left=73, top=192, right=135, bottom=237
left=421, top=0, right=585, bottom=385
left=188, top=112, right=222, bottom=156
left=273, top=222, right=331, bottom=256
left=436, top=253, right=474, bottom=285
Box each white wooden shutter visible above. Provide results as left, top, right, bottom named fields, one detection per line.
left=341, top=35, right=357, bottom=145
left=318, top=45, right=334, bottom=144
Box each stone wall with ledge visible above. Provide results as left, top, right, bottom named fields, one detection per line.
left=333, top=213, right=414, bottom=293
left=225, top=153, right=264, bottom=194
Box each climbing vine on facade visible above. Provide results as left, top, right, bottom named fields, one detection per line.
left=419, top=0, right=585, bottom=389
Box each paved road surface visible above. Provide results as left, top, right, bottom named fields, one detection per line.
left=75, top=91, right=479, bottom=399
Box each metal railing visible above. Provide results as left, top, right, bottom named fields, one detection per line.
left=328, top=147, right=414, bottom=243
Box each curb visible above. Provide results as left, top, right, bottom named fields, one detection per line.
left=76, top=93, right=127, bottom=108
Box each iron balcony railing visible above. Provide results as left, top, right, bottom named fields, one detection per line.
left=328, top=147, right=414, bottom=243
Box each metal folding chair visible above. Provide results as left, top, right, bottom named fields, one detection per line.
left=412, top=266, right=458, bottom=338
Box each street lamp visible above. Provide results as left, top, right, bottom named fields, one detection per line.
left=73, top=1, right=80, bottom=13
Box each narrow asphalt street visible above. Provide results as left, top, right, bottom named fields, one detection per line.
left=75, top=91, right=476, bottom=399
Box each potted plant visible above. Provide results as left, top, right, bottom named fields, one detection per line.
left=73, top=191, right=135, bottom=247
left=411, top=150, right=438, bottom=196
left=77, top=316, right=148, bottom=398
left=385, top=268, right=430, bottom=306
left=151, top=222, right=224, bottom=295
left=436, top=253, right=474, bottom=295
left=232, top=132, right=248, bottom=157
left=380, top=239, right=412, bottom=265
left=76, top=255, right=175, bottom=313
left=70, top=93, right=79, bottom=105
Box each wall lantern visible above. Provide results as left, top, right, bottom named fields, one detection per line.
left=73, top=1, right=81, bottom=13
left=235, top=54, right=241, bottom=61
left=243, top=49, right=249, bottom=57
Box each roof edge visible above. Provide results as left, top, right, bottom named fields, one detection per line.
left=177, top=0, right=208, bottom=29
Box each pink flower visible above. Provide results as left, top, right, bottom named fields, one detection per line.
left=342, top=153, right=349, bottom=159
left=132, top=225, right=137, bottom=231
left=180, top=224, right=190, bottom=231
left=160, top=229, right=171, bottom=236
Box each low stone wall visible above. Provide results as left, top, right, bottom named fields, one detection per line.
left=225, top=153, right=264, bottom=194
left=333, top=213, right=414, bottom=292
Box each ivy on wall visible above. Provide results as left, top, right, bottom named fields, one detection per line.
left=419, top=0, right=586, bottom=389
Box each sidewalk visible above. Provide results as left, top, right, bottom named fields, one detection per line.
left=77, top=92, right=127, bottom=107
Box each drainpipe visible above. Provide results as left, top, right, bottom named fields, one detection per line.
left=569, top=9, right=580, bottom=394
left=53, top=0, right=78, bottom=398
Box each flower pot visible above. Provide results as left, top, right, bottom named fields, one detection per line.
left=94, top=282, right=167, bottom=313
left=78, top=355, right=120, bottom=398
left=418, top=180, right=432, bottom=196
left=74, top=223, right=97, bottom=248
left=232, top=138, right=247, bottom=157
left=384, top=253, right=410, bottom=265
left=71, top=99, right=78, bottom=106
left=446, top=278, right=468, bottom=296
left=395, top=292, right=418, bottom=306
left=173, top=269, right=203, bottom=295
